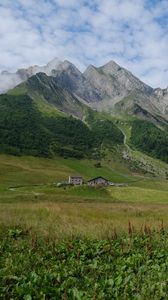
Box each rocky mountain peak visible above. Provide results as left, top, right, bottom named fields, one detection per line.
left=17, top=57, right=63, bottom=77
left=100, top=60, right=121, bottom=73
left=0, top=57, right=167, bottom=118
left=52, top=60, right=82, bottom=76
left=83, top=64, right=97, bottom=75
left=46, top=57, right=61, bottom=68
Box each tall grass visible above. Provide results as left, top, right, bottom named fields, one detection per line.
left=0, top=202, right=168, bottom=239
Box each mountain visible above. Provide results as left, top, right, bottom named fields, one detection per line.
left=152, top=87, right=168, bottom=115
left=1, top=58, right=168, bottom=120
left=83, top=61, right=152, bottom=104
left=4, top=58, right=167, bottom=124
left=0, top=56, right=167, bottom=177
left=17, top=58, right=62, bottom=78
left=5, top=70, right=125, bottom=160
left=50, top=60, right=102, bottom=103
left=0, top=58, right=62, bottom=93
left=0, top=58, right=153, bottom=104
left=9, top=72, right=86, bottom=118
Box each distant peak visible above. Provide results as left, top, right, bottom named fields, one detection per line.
left=100, top=60, right=121, bottom=71
left=104, top=60, right=119, bottom=67
left=55, top=60, right=82, bottom=75
left=83, top=64, right=97, bottom=74
left=45, top=58, right=63, bottom=73
left=47, top=57, right=61, bottom=67
left=61, top=60, right=75, bottom=69
left=63, top=59, right=73, bottom=65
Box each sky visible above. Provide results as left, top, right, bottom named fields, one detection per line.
left=0, top=0, right=168, bottom=88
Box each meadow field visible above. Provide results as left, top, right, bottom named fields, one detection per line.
left=0, top=154, right=168, bottom=299
left=0, top=154, right=168, bottom=236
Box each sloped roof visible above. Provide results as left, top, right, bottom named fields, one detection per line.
left=69, top=176, right=83, bottom=179
left=88, top=176, right=109, bottom=182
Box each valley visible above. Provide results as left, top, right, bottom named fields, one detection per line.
left=1, top=0, right=168, bottom=297
left=1, top=58, right=168, bottom=236
left=0, top=58, right=168, bottom=299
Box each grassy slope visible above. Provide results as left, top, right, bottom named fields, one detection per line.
left=87, top=110, right=168, bottom=178
left=0, top=154, right=134, bottom=188
left=8, top=77, right=87, bottom=119
left=0, top=154, right=134, bottom=202
left=111, top=116, right=168, bottom=178
left=8, top=84, right=65, bottom=117
left=9, top=82, right=168, bottom=178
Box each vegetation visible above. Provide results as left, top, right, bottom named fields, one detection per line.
left=0, top=94, right=124, bottom=159
left=0, top=94, right=50, bottom=157
left=0, top=227, right=168, bottom=299
left=130, top=120, right=168, bottom=163
left=86, top=109, right=124, bottom=145
left=0, top=153, right=135, bottom=192
left=0, top=153, right=168, bottom=298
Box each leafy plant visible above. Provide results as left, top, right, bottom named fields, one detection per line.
left=0, top=227, right=168, bottom=299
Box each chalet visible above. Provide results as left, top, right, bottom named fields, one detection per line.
left=87, top=176, right=111, bottom=186
left=68, top=176, right=83, bottom=185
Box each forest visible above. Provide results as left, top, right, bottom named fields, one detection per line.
left=0, top=94, right=124, bottom=158
left=130, top=120, right=168, bottom=163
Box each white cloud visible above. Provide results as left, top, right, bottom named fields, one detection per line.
left=0, top=0, right=168, bottom=89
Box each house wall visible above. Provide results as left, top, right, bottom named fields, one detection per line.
left=69, top=177, right=83, bottom=185
left=88, top=178, right=108, bottom=186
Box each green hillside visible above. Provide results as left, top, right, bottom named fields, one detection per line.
left=3, top=72, right=168, bottom=175
left=9, top=72, right=86, bottom=118
left=130, top=120, right=168, bottom=163
left=0, top=93, right=124, bottom=159
left=0, top=154, right=133, bottom=188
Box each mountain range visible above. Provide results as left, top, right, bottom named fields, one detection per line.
left=1, top=58, right=168, bottom=120
left=0, top=58, right=168, bottom=178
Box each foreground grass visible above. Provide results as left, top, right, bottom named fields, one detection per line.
left=0, top=227, right=168, bottom=299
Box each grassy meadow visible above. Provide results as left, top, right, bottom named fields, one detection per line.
left=0, top=154, right=168, bottom=237
left=0, top=154, right=168, bottom=298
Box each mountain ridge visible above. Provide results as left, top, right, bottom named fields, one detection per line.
left=1, top=58, right=168, bottom=121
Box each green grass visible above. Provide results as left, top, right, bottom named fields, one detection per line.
left=33, top=94, right=65, bottom=117
left=8, top=83, right=67, bottom=117
left=109, top=186, right=168, bottom=203
left=0, top=154, right=134, bottom=203
left=0, top=154, right=168, bottom=233
left=8, top=83, right=28, bottom=96
left=57, top=157, right=134, bottom=183
left=0, top=153, right=168, bottom=229
left=0, top=154, right=134, bottom=189
left=0, top=154, right=168, bottom=204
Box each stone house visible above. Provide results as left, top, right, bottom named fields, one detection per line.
left=87, top=176, right=110, bottom=186
left=68, top=176, right=83, bottom=185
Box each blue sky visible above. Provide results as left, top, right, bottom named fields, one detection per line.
left=0, top=0, right=168, bottom=88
